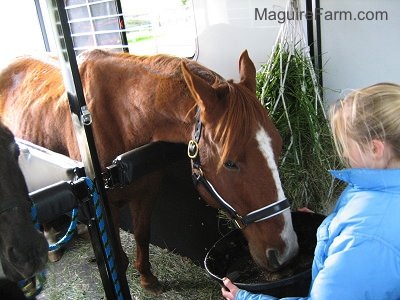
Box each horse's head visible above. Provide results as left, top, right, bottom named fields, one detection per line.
left=181, top=51, right=299, bottom=271
left=0, top=122, right=48, bottom=281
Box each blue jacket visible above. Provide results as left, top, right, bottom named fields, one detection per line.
left=235, top=168, right=400, bottom=300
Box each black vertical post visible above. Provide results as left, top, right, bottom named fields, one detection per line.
left=305, top=0, right=315, bottom=59
left=45, top=0, right=132, bottom=298
left=115, top=0, right=129, bottom=52
left=305, top=0, right=323, bottom=89
left=314, top=0, right=323, bottom=88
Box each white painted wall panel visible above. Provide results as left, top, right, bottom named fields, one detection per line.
left=320, top=0, right=400, bottom=104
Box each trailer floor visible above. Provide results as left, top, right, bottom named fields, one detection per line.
left=38, top=228, right=220, bottom=300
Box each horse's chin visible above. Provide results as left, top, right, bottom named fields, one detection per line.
left=1, top=256, right=47, bottom=282
left=249, top=246, right=291, bottom=272
left=1, top=260, right=25, bottom=282
left=250, top=252, right=278, bottom=272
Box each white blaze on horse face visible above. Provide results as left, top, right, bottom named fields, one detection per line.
left=256, top=126, right=298, bottom=264
left=255, top=127, right=285, bottom=201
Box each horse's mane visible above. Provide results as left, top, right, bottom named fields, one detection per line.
left=215, top=81, right=268, bottom=167
left=78, top=49, right=223, bottom=86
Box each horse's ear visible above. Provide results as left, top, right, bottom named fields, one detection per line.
left=181, top=61, right=219, bottom=114
left=238, top=50, right=256, bottom=94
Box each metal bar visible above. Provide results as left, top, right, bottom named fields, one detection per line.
left=34, top=0, right=51, bottom=52
left=314, top=0, right=323, bottom=88
left=74, top=44, right=128, bottom=50
left=305, top=0, right=315, bottom=60
left=73, top=44, right=129, bottom=51
left=44, top=0, right=132, bottom=298
left=65, top=0, right=115, bottom=10
left=70, top=26, right=150, bottom=37
left=67, top=13, right=152, bottom=25
left=67, top=13, right=124, bottom=24
left=305, top=0, right=323, bottom=89
left=114, top=0, right=129, bottom=52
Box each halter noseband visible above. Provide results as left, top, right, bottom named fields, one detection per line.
left=187, top=107, right=290, bottom=229
left=0, top=197, right=46, bottom=298
left=0, top=197, right=31, bottom=216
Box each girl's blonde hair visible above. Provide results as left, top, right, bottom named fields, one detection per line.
left=329, top=82, right=400, bottom=166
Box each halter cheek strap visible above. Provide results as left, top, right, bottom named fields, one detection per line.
left=193, top=172, right=290, bottom=228
left=0, top=196, right=30, bottom=215
left=187, top=107, right=290, bottom=229
left=187, top=108, right=202, bottom=170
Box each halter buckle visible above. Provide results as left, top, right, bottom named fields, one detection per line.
left=80, top=106, right=92, bottom=125
left=187, top=140, right=199, bottom=159
left=233, top=216, right=246, bottom=229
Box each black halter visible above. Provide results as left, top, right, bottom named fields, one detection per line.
left=187, top=107, right=290, bottom=229
left=0, top=192, right=31, bottom=215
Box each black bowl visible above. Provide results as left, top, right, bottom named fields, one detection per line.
left=204, top=212, right=325, bottom=297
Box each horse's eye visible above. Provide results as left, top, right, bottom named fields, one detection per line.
left=224, top=160, right=239, bottom=171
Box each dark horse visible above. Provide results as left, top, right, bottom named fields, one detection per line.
left=0, top=120, right=48, bottom=294
left=0, top=49, right=298, bottom=293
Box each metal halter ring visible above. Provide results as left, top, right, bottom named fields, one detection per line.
left=187, top=140, right=199, bottom=159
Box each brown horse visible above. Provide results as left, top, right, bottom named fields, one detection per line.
left=0, top=120, right=48, bottom=284
left=0, top=49, right=298, bottom=293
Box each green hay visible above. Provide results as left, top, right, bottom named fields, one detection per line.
left=39, top=230, right=220, bottom=300
left=253, top=0, right=345, bottom=214
left=257, top=44, right=343, bottom=214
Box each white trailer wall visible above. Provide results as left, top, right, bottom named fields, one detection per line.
left=1, top=0, right=398, bottom=106
left=193, top=0, right=297, bottom=80
left=320, top=0, right=400, bottom=105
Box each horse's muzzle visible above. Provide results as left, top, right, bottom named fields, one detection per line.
left=5, top=233, right=48, bottom=280
left=267, top=249, right=281, bottom=270
left=265, top=244, right=298, bottom=271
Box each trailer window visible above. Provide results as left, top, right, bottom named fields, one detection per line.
left=120, top=0, right=197, bottom=57
left=65, top=0, right=197, bottom=58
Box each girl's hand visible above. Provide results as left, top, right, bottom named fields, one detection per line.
left=298, top=207, right=314, bottom=213
left=221, top=277, right=239, bottom=300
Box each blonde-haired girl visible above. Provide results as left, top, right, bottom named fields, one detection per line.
left=222, top=83, right=400, bottom=299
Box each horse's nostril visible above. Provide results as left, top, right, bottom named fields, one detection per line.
left=267, top=249, right=281, bottom=270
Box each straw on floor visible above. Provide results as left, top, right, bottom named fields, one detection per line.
left=39, top=229, right=221, bottom=300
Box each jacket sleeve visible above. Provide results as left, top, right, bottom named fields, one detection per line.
left=235, top=289, right=305, bottom=300
left=308, top=233, right=400, bottom=299
left=235, top=289, right=277, bottom=300
left=236, top=234, right=400, bottom=299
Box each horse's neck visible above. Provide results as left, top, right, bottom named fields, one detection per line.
left=124, top=58, right=209, bottom=145
left=92, top=72, right=197, bottom=148
left=146, top=90, right=196, bottom=145
left=82, top=51, right=213, bottom=149
left=152, top=118, right=194, bottom=145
